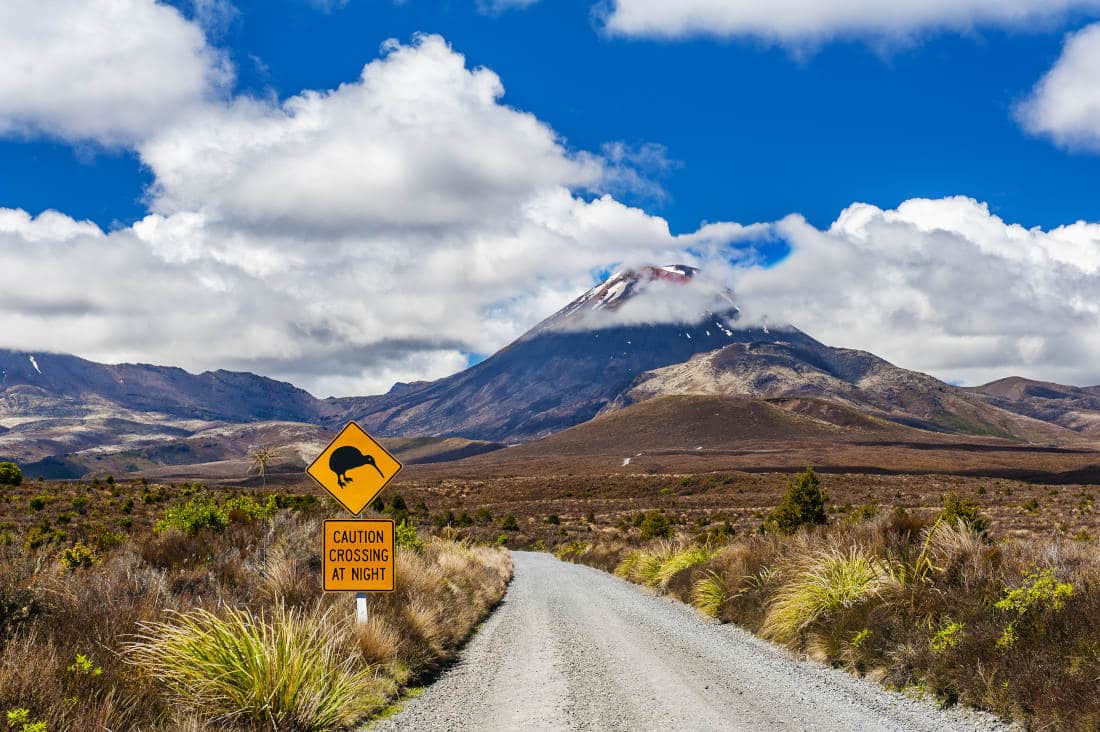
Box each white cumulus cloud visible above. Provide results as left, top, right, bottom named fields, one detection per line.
left=0, top=0, right=232, bottom=146
left=0, top=35, right=739, bottom=396
left=1019, top=22, right=1100, bottom=151
left=733, top=196, right=1100, bottom=386
left=599, top=0, right=1100, bottom=42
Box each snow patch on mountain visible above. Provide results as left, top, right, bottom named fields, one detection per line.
left=532, top=265, right=741, bottom=335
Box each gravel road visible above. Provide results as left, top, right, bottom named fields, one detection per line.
left=373, top=551, right=1008, bottom=731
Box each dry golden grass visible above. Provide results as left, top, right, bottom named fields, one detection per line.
left=0, top=501, right=511, bottom=730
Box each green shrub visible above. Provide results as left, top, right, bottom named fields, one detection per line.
left=88, top=527, right=127, bottom=551
left=994, top=569, right=1073, bottom=649
left=27, top=495, right=48, bottom=512
left=222, top=495, right=276, bottom=523
left=156, top=497, right=228, bottom=535
left=499, top=514, right=518, bottom=531
left=125, top=605, right=385, bottom=730
left=24, top=526, right=65, bottom=551
left=929, top=620, right=965, bottom=653
left=846, top=503, right=878, bottom=525
left=58, top=541, right=100, bottom=570
left=0, top=463, right=21, bottom=486
left=6, top=707, right=46, bottom=732
left=395, top=520, right=424, bottom=554
left=543, top=514, right=560, bottom=525
left=937, top=492, right=990, bottom=535
left=763, top=468, right=828, bottom=535
left=553, top=541, right=588, bottom=560
left=639, top=511, right=671, bottom=540
left=67, top=652, right=103, bottom=677
left=431, top=510, right=456, bottom=528
left=71, top=496, right=90, bottom=514
left=156, top=495, right=276, bottom=536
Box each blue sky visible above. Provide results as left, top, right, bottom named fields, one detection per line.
left=5, top=1, right=1098, bottom=235
left=3, top=0, right=1100, bottom=395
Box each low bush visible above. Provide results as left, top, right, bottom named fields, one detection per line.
left=638, top=511, right=671, bottom=540
left=396, top=519, right=425, bottom=554
left=57, top=542, right=98, bottom=571
left=938, top=492, right=990, bottom=535
left=155, top=494, right=275, bottom=536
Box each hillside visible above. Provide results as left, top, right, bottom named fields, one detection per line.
left=615, top=340, right=1073, bottom=444
left=967, top=377, right=1100, bottom=437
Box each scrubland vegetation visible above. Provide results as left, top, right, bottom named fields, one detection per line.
left=0, top=482, right=511, bottom=730
left=556, top=469, right=1100, bottom=730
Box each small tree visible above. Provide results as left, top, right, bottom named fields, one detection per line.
left=639, top=511, right=672, bottom=540
left=0, top=462, right=22, bottom=487
left=247, top=447, right=277, bottom=489
left=763, top=467, right=828, bottom=535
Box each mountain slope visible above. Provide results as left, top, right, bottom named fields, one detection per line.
left=615, top=340, right=1073, bottom=443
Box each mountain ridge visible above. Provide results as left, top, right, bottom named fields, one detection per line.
left=2, top=265, right=1099, bottom=478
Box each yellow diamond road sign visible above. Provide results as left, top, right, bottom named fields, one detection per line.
left=306, top=421, right=403, bottom=515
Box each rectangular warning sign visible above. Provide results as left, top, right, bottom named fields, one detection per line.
left=322, top=518, right=395, bottom=593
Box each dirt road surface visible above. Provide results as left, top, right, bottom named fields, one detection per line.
left=373, top=551, right=1007, bottom=731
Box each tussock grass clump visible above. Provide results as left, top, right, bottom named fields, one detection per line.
left=614, top=542, right=715, bottom=591
left=655, top=545, right=713, bottom=587
left=126, top=604, right=386, bottom=730
left=691, top=571, right=727, bottom=618
left=761, top=548, right=893, bottom=644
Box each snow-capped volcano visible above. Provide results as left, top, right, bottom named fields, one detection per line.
left=333, top=265, right=794, bottom=441
left=529, top=264, right=740, bottom=337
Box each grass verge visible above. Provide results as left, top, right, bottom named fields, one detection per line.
left=558, top=508, right=1100, bottom=729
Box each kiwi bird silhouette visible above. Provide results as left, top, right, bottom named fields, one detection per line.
left=329, top=446, right=384, bottom=488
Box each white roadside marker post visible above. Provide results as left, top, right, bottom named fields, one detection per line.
left=355, top=511, right=369, bottom=626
